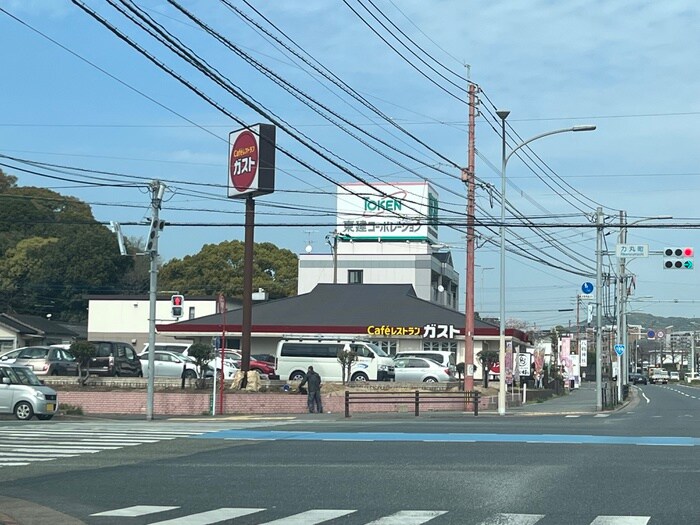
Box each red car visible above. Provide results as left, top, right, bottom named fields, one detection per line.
left=225, top=351, right=277, bottom=377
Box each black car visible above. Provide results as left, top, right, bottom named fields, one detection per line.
left=88, top=341, right=143, bottom=377
left=629, top=373, right=648, bottom=385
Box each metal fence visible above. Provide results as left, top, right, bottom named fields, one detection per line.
left=344, top=390, right=480, bottom=418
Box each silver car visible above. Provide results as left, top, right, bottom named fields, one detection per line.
left=0, top=364, right=59, bottom=420
left=138, top=350, right=200, bottom=379
left=393, top=357, right=455, bottom=383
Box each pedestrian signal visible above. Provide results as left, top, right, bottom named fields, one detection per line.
left=171, top=294, right=184, bottom=317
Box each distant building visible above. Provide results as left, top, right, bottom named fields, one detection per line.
left=156, top=284, right=531, bottom=381
left=298, top=181, right=459, bottom=309
left=0, top=313, right=78, bottom=351
left=86, top=295, right=241, bottom=350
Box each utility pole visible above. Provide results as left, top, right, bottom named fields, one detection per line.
left=616, top=211, right=626, bottom=404
left=146, top=180, right=166, bottom=421
left=462, top=81, right=478, bottom=393
left=595, top=207, right=604, bottom=411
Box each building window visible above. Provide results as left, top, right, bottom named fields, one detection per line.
left=423, top=341, right=457, bottom=353
left=348, top=270, right=363, bottom=284
left=371, top=340, right=398, bottom=356
left=188, top=306, right=195, bottom=320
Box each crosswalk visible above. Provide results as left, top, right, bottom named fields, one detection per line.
left=0, top=423, right=208, bottom=468
left=89, top=506, right=654, bottom=524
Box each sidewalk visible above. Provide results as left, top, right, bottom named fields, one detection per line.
left=509, top=382, right=614, bottom=416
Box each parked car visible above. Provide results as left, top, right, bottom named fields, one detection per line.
left=138, top=350, right=200, bottom=379
left=0, top=348, right=23, bottom=364
left=0, top=363, right=59, bottom=420
left=89, top=341, right=143, bottom=377
left=669, top=371, right=680, bottom=381
left=393, top=356, right=454, bottom=383
left=226, top=350, right=277, bottom=377
left=394, top=350, right=457, bottom=374
left=12, top=346, right=78, bottom=376
left=629, top=373, right=648, bottom=385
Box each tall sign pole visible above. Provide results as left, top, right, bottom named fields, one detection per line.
left=463, top=82, right=478, bottom=393
left=228, top=124, right=276, bottom=393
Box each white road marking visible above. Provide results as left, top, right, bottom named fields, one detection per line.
left=91, top=505, right=179, bottom=517
left=590, top=516, right=650, bottom=524
left=257, top=509, right=356, bottom=524
left=364, top=510, right=448, bottom=524
left=147, top=507, right=265, bottom=525
left=477, top=513, right=545, bottom=525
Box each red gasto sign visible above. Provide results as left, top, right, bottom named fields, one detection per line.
left=228, top=124, right=276, bottom=199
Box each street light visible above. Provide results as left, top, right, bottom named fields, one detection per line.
left=496, top=111, right=595, bottom=415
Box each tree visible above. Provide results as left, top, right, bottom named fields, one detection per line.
left=159, top=240, right=298, bottom=299
left=337, top=345, right=358, bottom=385
left=477, top=349, right=499, bottom=388
left=70, top=340, right=96, bottom=386
left=187, top=343, right=213, bottom=389
left=0, top=171, right=135, bottom=321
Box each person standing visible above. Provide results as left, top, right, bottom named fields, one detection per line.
left=299, top=366, right=323, bottom=413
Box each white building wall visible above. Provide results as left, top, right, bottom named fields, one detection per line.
left=88, top=298, right=218, bottom=350
left=298, top=241, right=458, bottom=306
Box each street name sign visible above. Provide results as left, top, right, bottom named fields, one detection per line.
left=616, top=244, right=649, bottom=258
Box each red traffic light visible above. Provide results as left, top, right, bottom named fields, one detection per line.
left=684, top=247, right=694, bottom=257
left=171, top=295, right=183, bottom=306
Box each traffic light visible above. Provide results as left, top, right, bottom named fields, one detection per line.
left=146, top=219, right=165, bottom=252
left=171, top=294, right=184, bottom=317
left=663, top=247, right=694, bottom=269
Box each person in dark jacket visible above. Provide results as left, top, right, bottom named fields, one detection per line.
left=299, top=366, right=323, bottom=413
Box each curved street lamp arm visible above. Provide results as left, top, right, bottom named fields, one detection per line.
left=504, top=126, right=596, bottom=166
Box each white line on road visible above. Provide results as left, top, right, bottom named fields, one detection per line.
left=256, top=509, right=356, bottom=524
left=477, top=513, right=545, bottom=525
left=590, top=516, right=650, bottom=524
left=364, top=510, right=448, bottom=524
left=642, top=392, right=650, bottom=403
left=147, top=507, right=265, bottom=525
left=91, top=505, right=179, bottom=517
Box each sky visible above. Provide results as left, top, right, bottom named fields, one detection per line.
left=1, top=0, right=700, bottom=330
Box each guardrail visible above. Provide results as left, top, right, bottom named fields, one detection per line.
left=344, top=390, right=480, bottom=418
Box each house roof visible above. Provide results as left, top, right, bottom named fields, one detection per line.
left=0, top=313, right=78, bottom=338
left=157, top=283, right=528, bottom=341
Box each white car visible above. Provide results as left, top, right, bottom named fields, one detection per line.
left=0, top=348, right=23, bottom=364
left=669, top=371, right=680, bottom=381
left=138, top=350, right=199, bottom=379
left=393, top=356, right=455, bottom=383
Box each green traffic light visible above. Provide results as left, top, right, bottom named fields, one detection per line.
left=685, top=260, right=694, bottom=269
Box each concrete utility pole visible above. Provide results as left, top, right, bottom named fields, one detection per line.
left=616, top=211, right=626, bottom=404
left=463, top=82, right=478, bottom=393
left=595, top=207, right=604, bottom=411
left=146, top=180, right=166, bottom=421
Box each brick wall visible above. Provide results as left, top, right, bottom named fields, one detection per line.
left=57, top=391, right=499, bottom=416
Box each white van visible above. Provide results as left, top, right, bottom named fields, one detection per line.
left=276, top=337, right=395, bottom=382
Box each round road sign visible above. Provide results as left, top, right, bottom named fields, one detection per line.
left=581, top=282, right=594, bottom=294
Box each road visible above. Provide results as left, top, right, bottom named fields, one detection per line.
left=0, top=383, right=698, bottom=525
